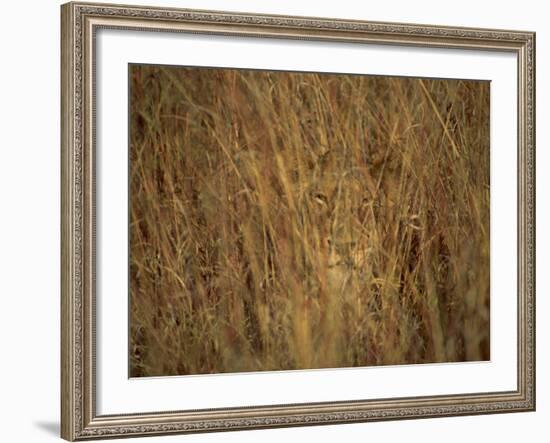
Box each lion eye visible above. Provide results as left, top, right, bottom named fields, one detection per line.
left=313, top=193, right=328, bottom=205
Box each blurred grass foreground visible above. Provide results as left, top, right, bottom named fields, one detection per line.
left=129, top=64, right=490, bottom=377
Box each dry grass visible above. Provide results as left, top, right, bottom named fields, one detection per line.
left=129, top=64, right=490, bottom=377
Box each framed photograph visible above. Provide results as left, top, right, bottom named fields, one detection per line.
left=61, top=1, right=535, bottom=440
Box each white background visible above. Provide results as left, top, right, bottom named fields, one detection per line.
left=0, top=0, right=545, bottom=442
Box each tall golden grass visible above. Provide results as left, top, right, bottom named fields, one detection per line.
left=129, top=64, right=490, bottom=377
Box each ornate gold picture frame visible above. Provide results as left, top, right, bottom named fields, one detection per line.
left=61, top=2, right=535, bottom=440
